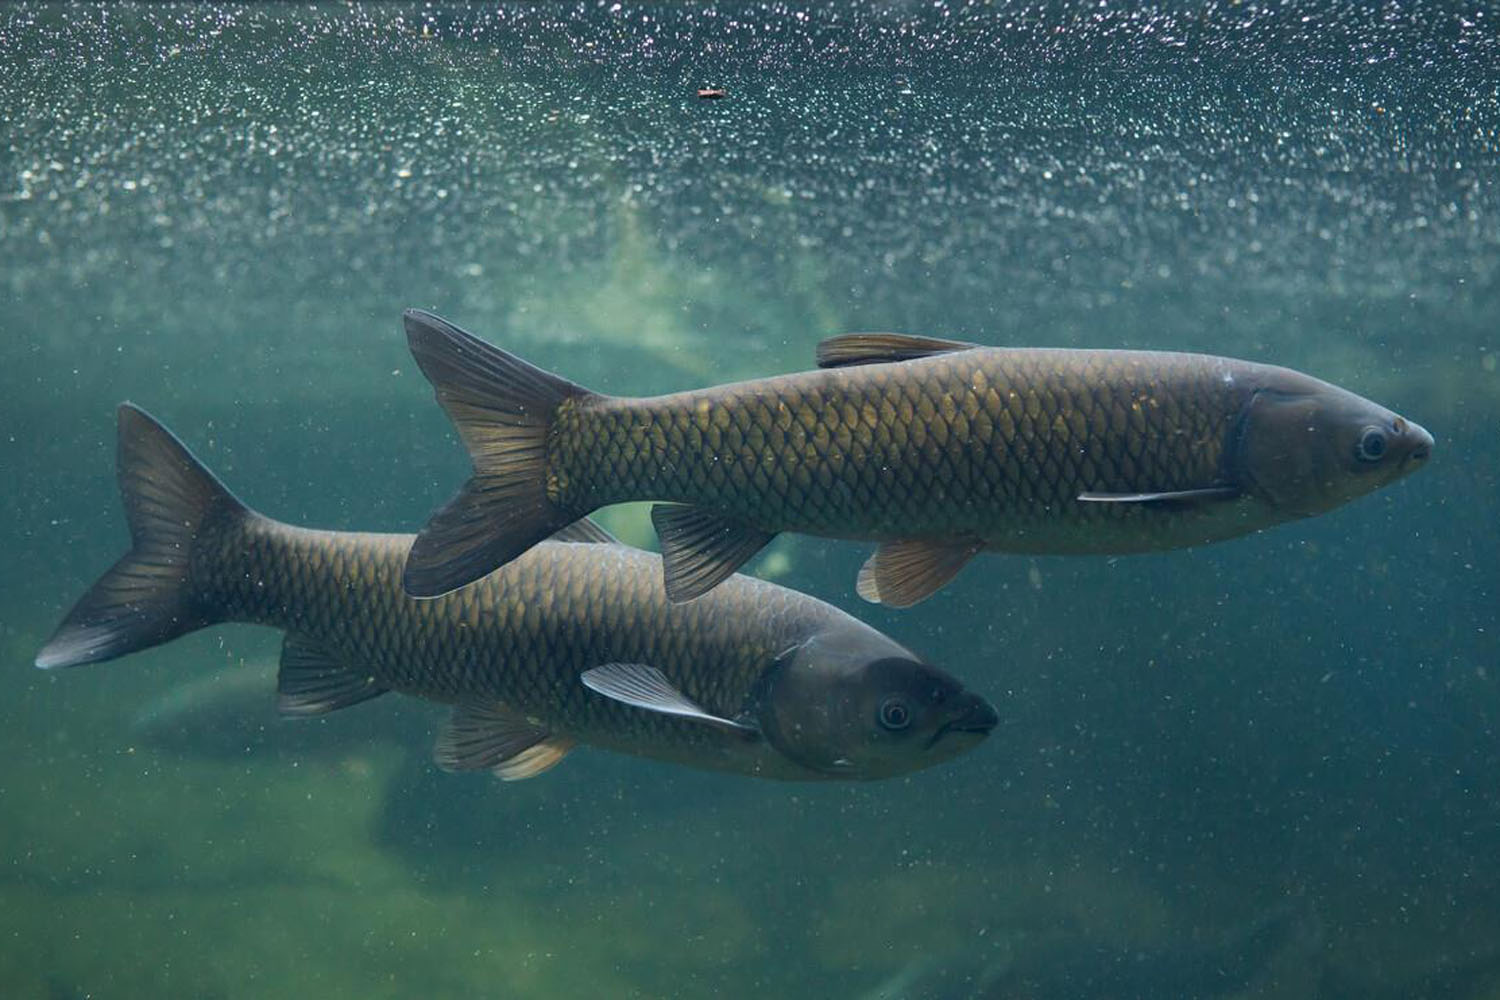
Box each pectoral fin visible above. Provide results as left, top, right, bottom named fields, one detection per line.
left=1077, top=487, right=1241, bottom=506
left=650, top=504, right=776, bottom=603
left=856, top=538, right=982, bottom=608
left=582, top=663, right=755, bottom=732
left=276, top=633, right=389, bottom=716
left=436, top=701, right=575, bottom=780
left=815, top=333, right=979, bottom=369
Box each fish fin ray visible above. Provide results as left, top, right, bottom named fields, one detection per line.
left=547, top=517, right=620, bottom=545
left=402, top=309, right=593, bottom=598
left=1077, top=487, right=1241, bottom=506
left=582, top=663, right=754, bottom=731
left=650, top=504, right=775, bottom=602
left=815, top=333, right=979, bottom=369
left=493, top=737, right=575, bottom=780
left=435, top=701, right=556, bottom=773
left=275, top=633, right=389, bottom=716
left=35, top=404, right=248, bottom=670
left=856, top=537, right=981, bottom=608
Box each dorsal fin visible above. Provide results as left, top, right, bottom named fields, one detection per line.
left=548, top=518, right=620, bottom=545
left=815, top=333, right=979, bottom=369
left=650, top=505, right=776, bottom=603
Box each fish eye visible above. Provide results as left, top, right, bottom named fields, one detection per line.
left=878, top=697, right=911, bottom=731
left=1356, top=426, right=1387, bottom=463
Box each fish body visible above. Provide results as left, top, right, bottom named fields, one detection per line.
left=556, top=349, right=1295, bottom=551
left=211, top=529, right=818, bottom=778
left=37, top=405, right=995, bottom=781
left=859, top=899, right=1319, bottom=1000
left=401, top=314, right=1433, bottom=605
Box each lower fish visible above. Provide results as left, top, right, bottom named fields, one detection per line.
left=858, top=898, right=1318, bottom=1000
left=129, top=658, right=438, bottom=761
left=398, top=312, right=1433, bottom=606
left=36, top=404, right=997, bottom=781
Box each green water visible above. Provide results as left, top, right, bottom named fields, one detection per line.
left=3, top=3, right=1496, bottom=997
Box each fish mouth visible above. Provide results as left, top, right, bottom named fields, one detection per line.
left=928, top=696, right=999, bottom=748
left=1404, top=421, right=1434, bottom=464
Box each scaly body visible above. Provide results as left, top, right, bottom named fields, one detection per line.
left=209, top=525, right=832, bottom=775
left=401, top=315, right=1432, bottom=606
left=553, top=348, right=1263, bottom=553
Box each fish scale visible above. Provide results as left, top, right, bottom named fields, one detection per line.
left=203, top=521, right=826, bottom=760
left=556, top=349, right=1240, bottom=542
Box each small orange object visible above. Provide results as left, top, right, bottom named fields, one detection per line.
left=697, top=88, right=727, bottom=100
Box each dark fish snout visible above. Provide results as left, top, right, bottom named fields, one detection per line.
left=949, top=694, right=1000, bottom=736
left=1405, top=420, right=1434, bottom=463
left=925, top=693, right=997, bottom=750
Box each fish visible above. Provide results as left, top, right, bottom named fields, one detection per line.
left=129, top=658, right=438, bottom=760
left=858, top=898, right=1320, bottom=1000
left=399, top=311, right=1434, bottom=606
left=35, top=404, right=996, bottom=782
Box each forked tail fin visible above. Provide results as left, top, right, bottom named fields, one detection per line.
left=35, top=404, right=247, bottom=669
left=401, top=309, right=596, bottom=598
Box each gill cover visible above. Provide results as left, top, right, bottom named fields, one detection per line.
left=1234, top=378, right=1432, bottom=517
left=756, top=626, right=995, bottom=779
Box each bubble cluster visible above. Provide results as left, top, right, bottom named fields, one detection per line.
left=2, top=2, right=1493, bottom=391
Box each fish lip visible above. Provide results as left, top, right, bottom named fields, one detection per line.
left=1404, top=421, right=1434, bottom=463
left=927, top=697, right=999, bottom=748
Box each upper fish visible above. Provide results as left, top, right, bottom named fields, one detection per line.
left=400, top=312, right=1433, bottom=607
left=36, top=404, right=996, bottom=782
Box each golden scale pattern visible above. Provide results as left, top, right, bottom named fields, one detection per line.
left=553, top=349, right=1245, bottom=538
left=197, top=520, right=834, bottom=749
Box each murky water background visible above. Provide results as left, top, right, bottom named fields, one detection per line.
left=2, top=3, right=1496, bottom=997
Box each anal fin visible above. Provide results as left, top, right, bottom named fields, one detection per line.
left=650, top=505, right=775, bottom=603
left=436, top=701, right=574, bottom=780
left=493, top=738, right=576, bottom=781
left=856, top=537, right=981, bottom=608
left=276, top=633, right=389, bottom=716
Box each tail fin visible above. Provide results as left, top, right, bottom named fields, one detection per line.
left=402, top=309, right=594, bottom=598
left=35, top=404, right=246, bottom=669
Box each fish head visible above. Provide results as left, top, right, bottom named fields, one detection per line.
left=1234, top=369, right=1433, bottom=517
left=756, top=624, right=997, bottom=779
